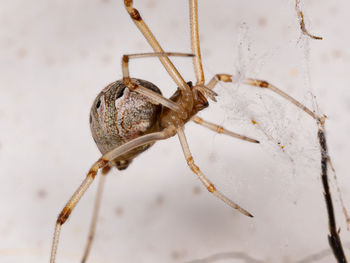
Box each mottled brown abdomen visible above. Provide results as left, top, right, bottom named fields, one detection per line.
left=90, top=79, right=162, bottom=170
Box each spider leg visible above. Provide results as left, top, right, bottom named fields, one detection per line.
left=189, top=0, right=205, bottom=85
left=206, top=75, right=323, bottom=124
left=207, top=74, right=233, bottom=90
left=50, top=159, right=107, bottom=263
left=122, top=52, right=194, bottom=119
left=295, top=0, right=322, bottom=40
left=50, top=126, right=177, bottom=263
left=191, top=116, right=259, bottom=143
left=176, top=126, right=253, bottom=217
left=123, top=0, right=191, bottom=95
left=244, top=78, right=323, bottom=123
left=81, top=166, right=110, bottom=263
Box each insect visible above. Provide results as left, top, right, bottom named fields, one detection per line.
left=50, top=0, right=313, bottom=262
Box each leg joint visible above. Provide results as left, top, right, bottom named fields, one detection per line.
left=88, top=159, right=108, bottom=179
left=247, top=79, right=269, bottom=88
left=216, top=74, right=232, bottom=83
left=124, top=0, right=132, bottom=7
left=191, top=164, right=200, bottom=174
left=216, top=126, right=224, bottom=133
left=192, top=116, right=202, bottom=124
left=258, top=80, right=269, bottom=88
left=56, top=207, right=72, bottom=225
left=186, top=156, right=194, bottom=166
left=129, top=8, right=141, bottom=21
left=207, top=184, right=216, bottom=193
left=122, top=78, right=137, bottom=90
left=186, top=156, right=200, bottom=174
left=122, top=55, right=129, bottom=63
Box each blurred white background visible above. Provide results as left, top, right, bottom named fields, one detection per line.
left=0, top=0, right=349, bottom=262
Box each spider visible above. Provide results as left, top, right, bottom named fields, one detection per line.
left=50, top=1, right=321, bottom=262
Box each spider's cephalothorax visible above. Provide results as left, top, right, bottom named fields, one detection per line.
left=90, top=78, right=162, bottom=170
left=158, top=81, right=210, bottom=126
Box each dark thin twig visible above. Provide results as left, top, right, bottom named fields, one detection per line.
left=328, top=158, right=350, bottom=231
left=318, top=127, right=347, bottom=263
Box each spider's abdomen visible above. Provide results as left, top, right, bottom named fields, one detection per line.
left=90, top=79, right=162, bottom=170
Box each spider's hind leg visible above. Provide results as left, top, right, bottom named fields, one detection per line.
left=50, top=158, right=108, bottom=263
left=50, top=127, right=176, bottom=263
left=81, top=165, right=111, bottom=263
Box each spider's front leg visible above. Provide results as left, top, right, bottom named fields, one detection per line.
left=244, top=78, right=322, bottom=123
left=191, top=73, right=259, bottom=144
left=208, top=74, right=322, bottom=123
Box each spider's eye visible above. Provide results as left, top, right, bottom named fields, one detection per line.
left=96, top=99, right=101, bottom=109
left=89, top=114, right=92, bottom=124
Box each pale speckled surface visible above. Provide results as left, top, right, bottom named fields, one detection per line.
left=0, top=0, right=350, bottom=262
